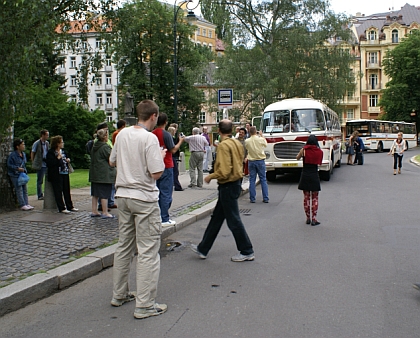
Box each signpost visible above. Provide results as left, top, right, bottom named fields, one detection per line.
left=218, top=89, right=233, bottom=119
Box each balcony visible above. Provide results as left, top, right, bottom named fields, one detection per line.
left=105, top=84, right=112, bottom=90
left=58, top=67, right=66, bottom=74
left=106, top=103, right=113, bottom=110
left=367, top=62, right=380, bottom=69
left=368, top=106, right=381, bottom=114
left=105, top=65, right=112, bottom=72
left=366, top=84, right=382, bottom=91
left=338, top=97, right=360, bottom=105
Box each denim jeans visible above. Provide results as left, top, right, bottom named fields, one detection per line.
left=393, top=153, right=403, bottom=169
left=248, top=159, right=269, bottom=202
left=36, top=167, right=47, bottom=198
left=10, top=176, right=29, bottom=207
left=197, top=180, right=253, bottom=256
left=156, top=168, right=173, bottom=222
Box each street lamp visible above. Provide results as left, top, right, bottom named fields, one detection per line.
left=173, top=0, right=198, bottom=125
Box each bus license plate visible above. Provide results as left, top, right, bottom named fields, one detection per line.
left=282, top=163, right=298, bottom=167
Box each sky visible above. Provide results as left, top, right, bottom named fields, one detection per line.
left=328, top=0, right=417, bottom=16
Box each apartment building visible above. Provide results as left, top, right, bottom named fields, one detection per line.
left=346, top=3, right=420, bottom=122
left=57, top=20, right=119, bottom=122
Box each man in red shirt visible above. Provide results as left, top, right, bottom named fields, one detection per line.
left=112, top=119, right=126, bottom=145
left=152, top=113, right=184, bottom=225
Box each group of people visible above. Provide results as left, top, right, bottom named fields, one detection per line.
left=7, top=130, right=78, bottom=213
left=345, top=131, right=365, bottom=165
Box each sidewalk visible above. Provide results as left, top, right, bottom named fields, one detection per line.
left=0, top=171, right=251, bottom=316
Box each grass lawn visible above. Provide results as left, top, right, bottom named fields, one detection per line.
left=415, top=155, right=420, bottom=163
left=27, top=169, right=90, bottom=196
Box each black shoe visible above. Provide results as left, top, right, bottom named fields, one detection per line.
left=311, top=220, right=320, bottom=226
left=306, top=219, right=311, bottom=224
left=174, top=188, right=184, bottom=191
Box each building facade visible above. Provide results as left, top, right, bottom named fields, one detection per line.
left=345, top=4, right=420, bottom=123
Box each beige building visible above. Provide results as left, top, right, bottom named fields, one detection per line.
left=345, top=4, right=420, bottom=122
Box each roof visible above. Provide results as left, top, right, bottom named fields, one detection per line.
left=55, top=18, right=112, bottom=34
left=353, top=3, right=420, bottom=38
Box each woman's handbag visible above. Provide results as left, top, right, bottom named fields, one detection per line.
left=17, top=172, right=30, bottom=186
left=68, top=163, right=74, bottom=174
left=391, top=144, right=396, bottom=155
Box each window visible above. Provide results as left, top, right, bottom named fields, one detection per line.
left=96, top=93, right=103, bottom=105
left=105, top=58, right=112, bottom=67
left=368, top=52, right=378, bottom=64
left=203, top=29, right=206, bottom=37
left=209, top=30, right=212, bottom=38
left=347, top=90, right=354, bottom=99
left=197, top=27, right=200, bottom=35
left=82, top=40, right=88, bottom=50
left=70, top=75, right=76, bottom=86
left=96, top=39, right=102, bottom=49
left=216, top=111, right=223, bottom=122
left=106, top=94, right=112, bottom=104
left=392, top=29, right=399, bottom=43
left=106, top=74, right=112, bottom=85
left=369, top=95, right=378, bottom=107
left=96, top=76, right=102, bottom=86
left=83, top=23, right=90, bottom=31
left=209, top=44, right=213, bottom=51
left=369, top=74, right=378, bottom=89
left=70, top=95, right=77, bottom=102
left=347, top=109, right=354, bottom=119
left=368, top=30, right=377, bottom=40
left=70, top=56, right=76, bottom=68
left=199, top=111, right=206, bottom=124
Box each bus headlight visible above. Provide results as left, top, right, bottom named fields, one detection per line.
left=265, top=151, right=270, bottom=159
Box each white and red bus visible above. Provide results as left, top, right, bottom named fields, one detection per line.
left=254, top=98, right=342, bottom=181
left=345, top=119, right=416, bottom=152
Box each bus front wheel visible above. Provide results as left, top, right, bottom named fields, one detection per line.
left=266, top=171, right=277, bottom=182
left=376, top=142, right=383, bottom=153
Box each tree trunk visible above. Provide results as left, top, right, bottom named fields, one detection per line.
left=0, top=126, right=17, bottom=211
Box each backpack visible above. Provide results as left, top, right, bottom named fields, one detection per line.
left=85, top=139, right=94, bottom=155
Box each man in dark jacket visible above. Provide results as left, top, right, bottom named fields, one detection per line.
left=30, top=129, right=49, bottom=200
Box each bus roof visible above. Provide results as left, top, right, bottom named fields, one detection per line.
left=264, top=98, right=324, bottom=113
left=346, top=119, right=414, bottom=125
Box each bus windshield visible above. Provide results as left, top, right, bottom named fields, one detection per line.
left=262, top=109, right=325, bottom=133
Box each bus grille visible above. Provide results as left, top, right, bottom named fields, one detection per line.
left=273, top=142, right=305, bottom=159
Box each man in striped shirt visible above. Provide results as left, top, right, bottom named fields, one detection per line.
left=184, top=127, right=209, bottom=188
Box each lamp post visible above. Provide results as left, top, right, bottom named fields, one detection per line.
left=173, top=0, right=198, bottom=125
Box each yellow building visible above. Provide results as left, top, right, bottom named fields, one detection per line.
left=349, top=4, right=420, bottom=120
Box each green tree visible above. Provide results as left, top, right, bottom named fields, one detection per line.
left=211, top=0, right=356, bottom=120
left=200, top=0, right=233, bottom=42
left=109, top=0, right=210, bottom=130
left=13, top=84, right=105, bottom=170
left=0, top=0, right=116, bottom=209
left=380, top=30, right=420, bottom=121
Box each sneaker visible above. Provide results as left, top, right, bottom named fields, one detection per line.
left=188, top=184, right=196, bottom=188
left=26, top=205, right=34, bottom=210
left=162, top=219, right=176, bottom=226
left=20, top=205, right=30, bottom=211
left=190, top=244, right=207, bottom=259
left=134, top=303, right=168, bottom=319
left=60, top=209, right=71, bottom=214
left=231, top=253, right=255, bottom=262
left=110, top=291, right=136, bottom=307
left=38, top=196, right=44, bottom=200
left=69, top=208, right=79, bottom=212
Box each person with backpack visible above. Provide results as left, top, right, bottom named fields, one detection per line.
left=353, top=131, right=365, bottom=165
left=388, top=131, right=407, bottom=175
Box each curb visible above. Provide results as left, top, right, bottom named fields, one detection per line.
left=410, top=155, right=420, bottom=167
left=0, top=188, right=247, bottom=316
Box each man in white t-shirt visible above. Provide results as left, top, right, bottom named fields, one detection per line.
left=109, top=99, right=167, bottom=320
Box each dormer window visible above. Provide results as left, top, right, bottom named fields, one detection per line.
left=392, top=29, right=399, bottom=43
left=83, top=23, right=90, bottom=31
left=368, top=30, right=377, bottom=40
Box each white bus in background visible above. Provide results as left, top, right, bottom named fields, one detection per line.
left=345, top=119, right=417, bottom=152
left=254, top=98, right=342, bottom=181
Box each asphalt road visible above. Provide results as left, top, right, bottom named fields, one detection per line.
left=2, top=149, right=420, bottom=337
